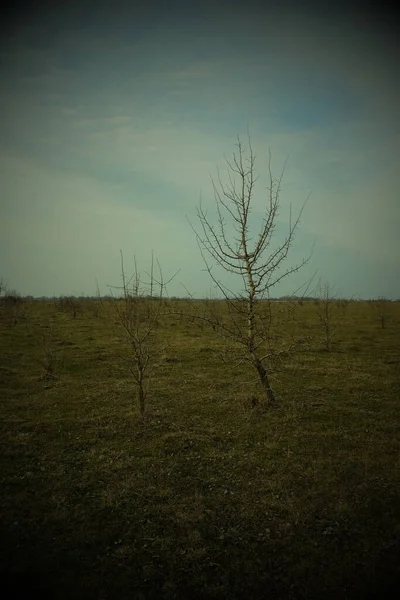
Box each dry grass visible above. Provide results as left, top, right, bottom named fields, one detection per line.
left=0, top=298, right=399, bottom=599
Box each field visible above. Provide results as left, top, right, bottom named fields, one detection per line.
left=1, top=298, right=399, bottom=599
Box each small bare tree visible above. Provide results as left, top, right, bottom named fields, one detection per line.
left=315, top=281, right=338, bottom=352
left=88, top=278, right=104, bottom=319
left=110, top=251, right=178, bottom=418
left=58, top=296, right=80, bottom=319
left=0, top=283, right=24, bottom=327
left=374, top=297, right=390, bottom=330
left=38, top=320, right=63, bottom=381
left=190, top=133, right=312, bottom=408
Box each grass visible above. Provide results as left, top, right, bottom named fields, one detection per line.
left=1, top=298, right=399, bottom=599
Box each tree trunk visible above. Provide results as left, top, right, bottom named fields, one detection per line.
left=248, top=293, right=280, bottom=409
left=138, top=384, right=145, bottom=417
left=138, top=366, right=146, bottom=417
left=253, top=356, right=280, bottom=408
left=325, top=323, right=331, bottom=351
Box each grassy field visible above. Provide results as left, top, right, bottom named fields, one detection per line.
left=1, top=298, right=399, bottom=599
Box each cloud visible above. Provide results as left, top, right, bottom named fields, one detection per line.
left=0, top=153, right=202, bottom=296
left=249, top=124, right=400, bottom=264
left=1, top=4, right=398, bottom=298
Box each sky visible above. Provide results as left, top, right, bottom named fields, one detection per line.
left=0, top=0, right=399, bottom=299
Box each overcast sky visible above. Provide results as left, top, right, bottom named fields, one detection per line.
left=1, top=0, right=399, bottom=299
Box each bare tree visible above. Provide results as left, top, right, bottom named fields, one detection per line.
left=0, top=277, right=7, bottom=297
left=190, top=133, right=312, bottom=408
left=58, top=296, right=80, bottom=319
left=0, top=278, right=8, bottom=325
left=315, top=281, right=339, bottom=352
left=110, top=251, right=178, bottom=418
left=88, top=278, right=104, bottom=319
left=38, top=319, right=64, bottom=381
left=374, top=297, right=390, bottom=330
left=0, top=282, right=24, bottom=327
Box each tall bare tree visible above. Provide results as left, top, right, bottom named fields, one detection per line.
left=190, top=133, right=312, bottom=408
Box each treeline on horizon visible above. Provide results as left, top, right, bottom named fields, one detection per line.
left=4, top=293, right=399, bottom=303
